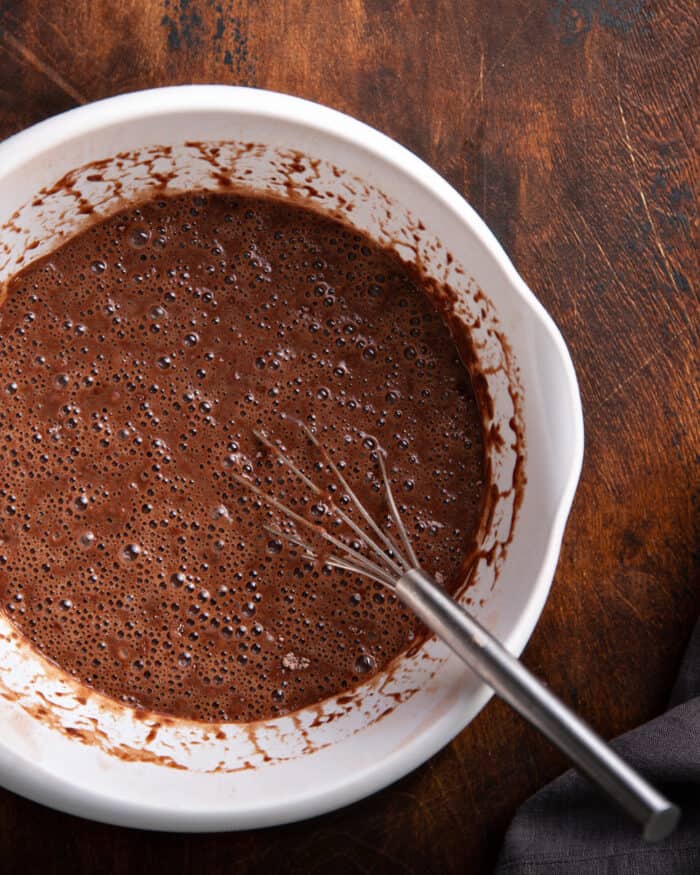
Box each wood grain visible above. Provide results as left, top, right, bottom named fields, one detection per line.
left=0, top=1, right=698, bottom=872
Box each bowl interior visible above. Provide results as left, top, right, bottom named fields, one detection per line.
left=0, top=87, right=582, bottom=829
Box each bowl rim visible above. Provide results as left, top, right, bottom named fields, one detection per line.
left=0, top=84, right=584, bottom=830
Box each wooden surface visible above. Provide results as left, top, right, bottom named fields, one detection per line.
left=0, top=1, right=697, bottom=872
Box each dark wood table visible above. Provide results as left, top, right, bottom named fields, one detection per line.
left=0, top=2, right=697, bottom=872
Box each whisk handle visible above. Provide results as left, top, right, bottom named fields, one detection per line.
left=396, top=568, right=680, bottom=842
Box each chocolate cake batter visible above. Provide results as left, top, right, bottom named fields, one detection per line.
left=0, top=192, right=485, bottom=722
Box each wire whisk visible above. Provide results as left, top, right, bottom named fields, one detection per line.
left=230, top=419, right=418, bottom=589
left=231, top=418, right=679, bottom=842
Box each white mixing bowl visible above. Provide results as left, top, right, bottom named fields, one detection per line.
left=0, top=86, right=583, bottom=830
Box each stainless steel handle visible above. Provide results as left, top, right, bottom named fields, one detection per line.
left=396, top=568, right=680, bottom=842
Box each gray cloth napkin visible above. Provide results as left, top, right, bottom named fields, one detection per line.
left=495, top=618, right=700, bottom=874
